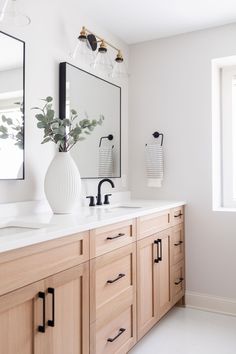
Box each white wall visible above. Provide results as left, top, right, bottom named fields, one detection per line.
left=129, top=23, right=236, bottom=300
left=0, top=0, right=129, bottom=203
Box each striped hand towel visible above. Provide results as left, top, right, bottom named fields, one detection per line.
left=145, top=143, right=164, bottom=187
left=98, top=146, right=114, bottom=177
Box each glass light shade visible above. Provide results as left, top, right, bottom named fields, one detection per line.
left=0, top=0, right=31, bottom=27
left=111, top=60, right=128, bottom=79
left=70, top=39, right=95, bottom=66
left=92, top=51, right=113, bottom=76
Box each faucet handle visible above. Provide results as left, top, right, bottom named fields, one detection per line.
left=104, top=194, right=112, bottom=205
left=86, top=196, right=95, bottom=207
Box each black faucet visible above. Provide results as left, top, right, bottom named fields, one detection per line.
left=96, top=178, right=115, bottom=205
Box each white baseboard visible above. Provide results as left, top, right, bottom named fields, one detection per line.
left=185, top=291, right=236, bottom=316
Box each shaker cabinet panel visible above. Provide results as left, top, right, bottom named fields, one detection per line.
left=0, top=280, right=44, bottom=354
left=137, top=234, right=159, bottom=340
left=44, top=262, right=89, bottom=354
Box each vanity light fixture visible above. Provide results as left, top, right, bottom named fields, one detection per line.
left=71, top=26, right=128, bottom=78
left=0, top=0, right=31, bottom=27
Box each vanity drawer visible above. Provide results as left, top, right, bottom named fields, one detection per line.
left=90, top=219, right=136, bottom=258
left=90, top=292, right=136, bottom=354
left=137, top=210, right=171, bottom=239
left=171, top=206, right=184, bottom=226
left=171, top=223, right=184, bottom=266
left=0, top=231, right=89, bottom=296
left=90, top=243, right=136, bottom=323
left=171, top=260, right=185, bottom=305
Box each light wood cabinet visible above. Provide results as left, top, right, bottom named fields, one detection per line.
left=157, top=229, right=172, bottom=318
left=137, top=234, right=158, bottom=340
left=137, top=210, right=171, bottom=240
left=137, top=229, right=172, bottom=340
left=0, top=205, right=185, bottom=354
left=0, top=262, right=89, bottom=354
left=44, top=263, right=89, bottom=354
left=90, top=244, right=136, bottom=354
left=0, top=280, right=44, bottom=354
left=90, top=219, right=136, bottom=258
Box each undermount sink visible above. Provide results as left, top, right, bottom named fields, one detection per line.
left=0, top=221, right=49, bottom=237
left=97, top=204, right=142, bottom=211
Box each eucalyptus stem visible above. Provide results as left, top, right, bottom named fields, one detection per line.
left=33, top=97, right=104, bottom=152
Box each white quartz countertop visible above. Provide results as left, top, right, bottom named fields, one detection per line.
left=0, top=200, right=185, bottom=254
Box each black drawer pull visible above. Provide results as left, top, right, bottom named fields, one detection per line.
left=107, top=233, right=125, bottom=240
left=107, top=273, right=125, bottom=284
left=47, top=287, right=55, bottom=327
left=174, top=241, right=183, bottom=246
left=38, top=292, right=46, bottom=333
left=107, top=328, right=126, bottom=342
left=174, top=213, right=183, bottom=218
left=158, top=238, right=162, bottom=262
left=175, top=277, right=184, bottom=285
left=154, top=239, right=159, bottom=263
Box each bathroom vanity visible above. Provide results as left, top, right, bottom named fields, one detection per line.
left=0, top=200, right=185, bottom=354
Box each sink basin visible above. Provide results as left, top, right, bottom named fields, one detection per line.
left=0, top=221, right=50, bottom=237
left=97, top=204, right=142, bottom=212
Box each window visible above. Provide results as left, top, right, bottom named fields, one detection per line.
left=212, top=56, right=236, bottom=210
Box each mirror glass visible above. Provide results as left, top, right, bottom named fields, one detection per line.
left=60, top=63, right=121, bottom=179
left=0, top=31, right=25, bottom=180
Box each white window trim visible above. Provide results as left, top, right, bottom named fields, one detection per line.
left=212, top=55, right=236, bottom=211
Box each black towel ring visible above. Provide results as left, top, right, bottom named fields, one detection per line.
left=152, top=131, right=164, bottom=146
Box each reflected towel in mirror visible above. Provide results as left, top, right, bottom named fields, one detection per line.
left=98, top=146, right=114, bottom=177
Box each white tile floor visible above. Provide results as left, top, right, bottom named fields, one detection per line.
left=129, top=307, right=236, bottom=354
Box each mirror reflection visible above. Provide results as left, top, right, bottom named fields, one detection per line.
left=60, top=63, right=121, bottom=179
left=0, top=31, right=24, bottom=180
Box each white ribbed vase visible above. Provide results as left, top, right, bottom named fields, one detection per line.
left=44, top=152, right=81, bottom=214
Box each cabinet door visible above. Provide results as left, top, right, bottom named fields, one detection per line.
left=45, top=262, right=89, bottom=354
left=0, top=280, right=44, bottom=354
left=157, top=229, right=171, bottom=318
left=137, top=234, right=159, bottom=340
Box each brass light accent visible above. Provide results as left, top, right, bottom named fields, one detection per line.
left=77, top=26, right=125, bottom=70
left=98, top=40, right=108, bottom=53
left=115, top=50, right=124, bottom=63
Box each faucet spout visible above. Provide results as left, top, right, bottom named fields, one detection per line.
left=96, top=178, right=115, bottom=206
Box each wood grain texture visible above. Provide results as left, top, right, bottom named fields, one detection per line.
left=137, top=234, right=158, bottom=340
left=90, top=243, right=136, bottom=323
left=0, top=231, right=89, bottom=296
left=170, top=223, right=185, bottom=266
left=137, top=210, right=171, bottom=240
left=90, top=219, right=136, bottom=258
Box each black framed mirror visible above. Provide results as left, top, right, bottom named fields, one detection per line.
left=59, top=62, right=121, bottom=179
left=0, top=31, right=25, bottom=180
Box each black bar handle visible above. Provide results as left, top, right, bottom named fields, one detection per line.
left=107, top=328, right=126, bottom=342
left=107, top=273, right=125, bottom=284
left=174, top=240, right=183, bottom=246
left=47, top=287, right=55, bottom=327
left=38, top=291, right=46, bottom=333
left=175, top=277, right=184, bottom=285
left=174, top=213, right=183, bottom=218
left=154, top=239, right=159, bottom=263
left=158, top=238, right=162, bottom=262
left=107, top=233, right=125, bottom=240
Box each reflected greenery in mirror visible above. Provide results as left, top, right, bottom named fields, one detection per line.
left=0, top=102, right=24, bottom=149
left=0, top=31, right=25, bottom=180
left=33, top=97, right=104, bottom=152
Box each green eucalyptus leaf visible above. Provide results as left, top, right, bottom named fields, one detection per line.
left=0, top=133, right=8, bottom=139
left=37, top=122, right=46, bottom=129
left=35, top=114, right=44, bottom=121
left=41, top=137, right=52, bottom=144
left=0, top=125, right=8, bottom=133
